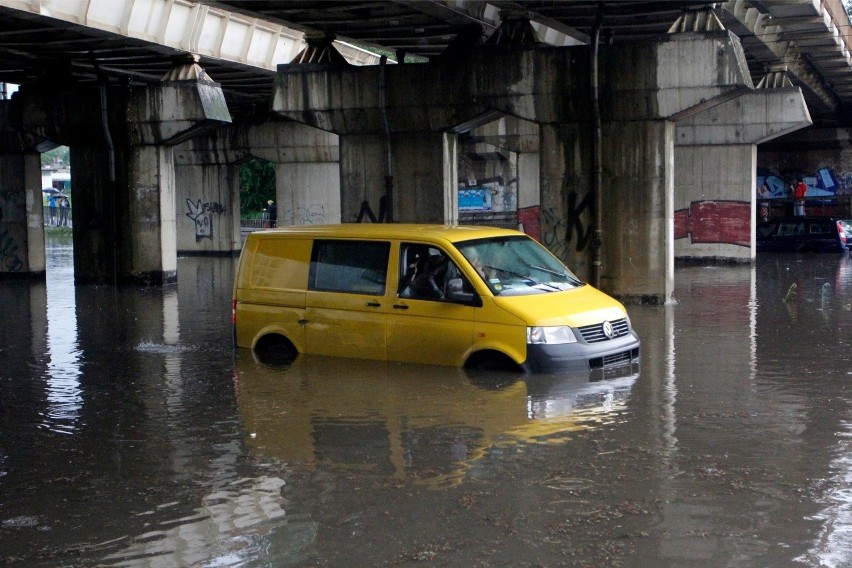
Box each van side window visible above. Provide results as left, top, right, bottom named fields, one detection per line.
left=398, top=243, right=472, bottom=301
left=310, top=240, right=389, bottom=295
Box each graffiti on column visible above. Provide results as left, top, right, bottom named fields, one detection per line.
left=185, top=199, right=226, bottom=242
left=0, top=229, right=24, bottom=272
left=356, top=195, right=388, bottom=223
left=565, top=190, right=594, bottom=252
left=518, top=206, right=541, bottom=242
left=282, top=204, right=326, bottom=225
left=0, top=193, right=26, bottom=272
left=757, top=166, right=850, bottom=198
left=457, top=176, right=517, bottom=214
left=674, top=200, right=750, bottom=246
left=540, top=207, right=568, bottom=260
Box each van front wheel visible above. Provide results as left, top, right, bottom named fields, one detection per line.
left=254, top=335, right=298, bottom=365
left=464, top=351, right=522, bottom=373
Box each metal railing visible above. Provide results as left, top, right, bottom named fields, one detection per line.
left=43, top=206, right=73, bottom=227
left=758, top=195, right=851, bottom=221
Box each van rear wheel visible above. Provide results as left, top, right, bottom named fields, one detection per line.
left=254, top=335, right=297, bottom=365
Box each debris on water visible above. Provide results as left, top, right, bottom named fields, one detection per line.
left=2, top=516, right=39, bottom=528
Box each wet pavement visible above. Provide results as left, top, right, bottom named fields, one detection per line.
left=2, top=233, right=852, bottom=567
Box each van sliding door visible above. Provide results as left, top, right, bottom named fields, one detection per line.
left=305, top=240, right=390, bottom=361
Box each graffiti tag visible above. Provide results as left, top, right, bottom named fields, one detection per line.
left=283, top=204, right=326, bottom=225
left=566, top=190, right=594, bottom=252
left=185, top=199, right=225, bottom=242
left=356, top=195, right=389, bottom=223
left=0, top=229, right=24, bottom=272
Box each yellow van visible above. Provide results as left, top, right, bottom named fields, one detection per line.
left=232, top=224, right=640, bottom=372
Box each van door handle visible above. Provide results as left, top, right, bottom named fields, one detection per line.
left=365, top=301, right=381, bottom=307
left=392, top=304, right=409, bottom=310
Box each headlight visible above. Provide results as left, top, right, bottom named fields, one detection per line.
left=527, top=326, right=577, bottom=345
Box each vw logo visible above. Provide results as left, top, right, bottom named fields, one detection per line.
left=602, top=320, right=615, bottom=339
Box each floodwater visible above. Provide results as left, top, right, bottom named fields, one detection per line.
left=2, top=234, right=852, bottom=568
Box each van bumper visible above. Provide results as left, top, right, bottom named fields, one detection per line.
left=521, top=333, right=641, bottom=373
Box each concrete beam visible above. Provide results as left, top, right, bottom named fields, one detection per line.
left=720, top=0, right=843, bottom=115
left=273, top=32, right=753, bottom=133
left=675, top=87, right=812, bottom=145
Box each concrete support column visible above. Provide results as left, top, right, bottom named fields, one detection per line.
left=674, top=145, right=755, bottom=261
left=601, top=120, right=675, bottom=304
left=130, top=145, right=177, bottom=283
left=517, top=151, right=540, bottom=239
left=673, top=88, right=810, bottom=262
left=174, top=162, right=241, bottom=254
left=341, top=131, right=456, bottom=224
left=273, top=162, right=341, bottom=226
left=539, top=123, right=592, bottom=279
left=11, top=55, right=232, bottom=285
left=0, top=151, right=44, bottom=277
left=71, top=144, right=178, bottom=285
left=341, top=134, right=385, bottom=222
left=247, top=122, right=340, bottom=227
left=389, top=131, right=457, bottom=224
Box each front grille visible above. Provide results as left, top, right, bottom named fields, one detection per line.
left=578, top=318, right=630, bottom=343
left=589, top=347, right=640, bottom=370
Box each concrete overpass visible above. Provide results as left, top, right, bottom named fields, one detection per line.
left=0, top=0, right=850, bottom=303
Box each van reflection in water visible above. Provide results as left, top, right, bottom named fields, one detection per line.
left=234, top=352, right=639, bottom=488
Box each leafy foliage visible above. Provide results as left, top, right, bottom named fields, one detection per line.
left=41, top=146, right=69, bottom=167
left=239, top=158, right=276, bottom=218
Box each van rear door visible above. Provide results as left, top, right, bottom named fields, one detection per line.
left=305, top=239, right=391, bottom=361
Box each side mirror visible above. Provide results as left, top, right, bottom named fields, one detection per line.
left=445, top=277, right=480, bottom=305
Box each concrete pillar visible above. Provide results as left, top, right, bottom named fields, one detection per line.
left=251, top=122, right=340, bottom=227
left=390, top=131, right=457, bottom=224
left=539, top=123, right=593, bottom=278
left=273, top=162, right=340, bottom=226
left=174, top=162, right=241, bottom=254
left=341, top=131, right=456, bottom=224
left=674, top=145, right=755, bottom=261
left=0, top=101, right=47, bottom=278
left=0, top=151, right=44, bottom=277
left=601, top=120, right=675, bottom=303
left=70, top=144, right=178, bottom=285
left=68, top=146, right=113, bottom=284
left=132, top=145, right=178, bottom=282
left=674, top=87, right=811, bottom=262
left=341, top=134, right=386, bottom=222
left=10, top=56, right=232, bottom=285
left=517, top=152, right=540, bottom=238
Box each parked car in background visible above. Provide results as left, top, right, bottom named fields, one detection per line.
left=757, top=217, right=849, bottom=253
left=841, top=219, right=852, bottom=243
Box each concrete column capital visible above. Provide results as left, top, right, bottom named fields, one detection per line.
left=675, top=87, right=812, bottom=145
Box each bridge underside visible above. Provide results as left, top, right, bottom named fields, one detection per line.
left=0, top=29, right=815, bottom=303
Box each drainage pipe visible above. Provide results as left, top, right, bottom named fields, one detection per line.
left=590, top=7, right=605, bottom=288
left=99, top=79, right=118, bottom=285
left=379, top=56, right=394, bottom=222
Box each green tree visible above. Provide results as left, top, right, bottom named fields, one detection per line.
left=41, top=146, right=69, bottom=167
left=239, top=158, right=276, bottom=218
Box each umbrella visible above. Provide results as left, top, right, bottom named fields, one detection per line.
left=42, top=188, right=66, bottom=197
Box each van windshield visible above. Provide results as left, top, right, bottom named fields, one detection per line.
left=455, top=236, right=583, bottom=296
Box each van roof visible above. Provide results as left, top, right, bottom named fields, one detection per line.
left=247, top=223, right=524, bottom=243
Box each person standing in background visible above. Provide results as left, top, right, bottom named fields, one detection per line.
left=793, top=179, right=807, bottom=217
left=264, top=199, right=277, bottom=228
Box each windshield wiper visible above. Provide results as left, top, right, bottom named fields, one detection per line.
left=484, top=265, right=539, bottom=284
left=528, top=263, right=566, bottom=278
left=520, top=260, right=583, bottom=286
